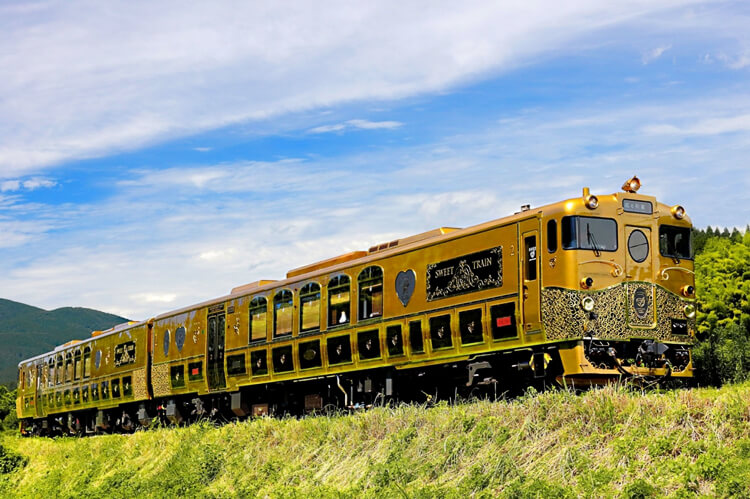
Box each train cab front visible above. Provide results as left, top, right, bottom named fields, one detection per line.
left=539, top=176, right=697, bottom=386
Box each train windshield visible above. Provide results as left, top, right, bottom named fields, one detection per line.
left=562, top=216, right=618, bottom=253
left=659, top=225, right=692, bottom=260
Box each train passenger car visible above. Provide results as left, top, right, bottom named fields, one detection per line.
left=17, top=321, right=152, bottom=434
left=18, top=177, right=696, bottom=431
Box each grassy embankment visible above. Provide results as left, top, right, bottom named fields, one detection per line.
left=1, top=383, right=749, bottom=498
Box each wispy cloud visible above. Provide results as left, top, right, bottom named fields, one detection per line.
left=308, top=119, right=403, bottom=134
left=0, top=178, right=56, bottom=192
left=0, top=1, right=726, bottom=176
left=642, top=44, right=672, bottom=64
left=642, top=113, right=750, bottom=136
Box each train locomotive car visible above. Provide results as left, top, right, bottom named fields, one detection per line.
left=17, top=177, right=696, bottom=433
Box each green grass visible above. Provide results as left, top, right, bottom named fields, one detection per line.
left=2, top=383, right=750, bottom=498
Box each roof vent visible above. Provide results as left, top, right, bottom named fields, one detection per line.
left=521, top=204, right=531, bottom=212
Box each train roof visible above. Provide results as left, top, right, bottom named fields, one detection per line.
left=18, top=319, right=151, bottom=367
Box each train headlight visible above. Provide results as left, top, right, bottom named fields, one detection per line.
left=581, top=296, right=596, bottom=312
left=622, top=176, right=641, bottom=193
left=584, top=195, right=599, bottom=209
left=683, top=304, right=696, bottom=319
left=680, top=285, right=695, bottom=297
left=580, top=277, right=594, bottom=289
left=671, top=205, right=685, bottom=220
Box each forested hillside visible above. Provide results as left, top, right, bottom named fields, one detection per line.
left=691, top=226, right=750, bottom=385
left=0, top=299, right=129, bottom=386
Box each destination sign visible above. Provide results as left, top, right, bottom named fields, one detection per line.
left=623, top=199, right=653, bottom=214
left=426, top=246, right=502, bottom=301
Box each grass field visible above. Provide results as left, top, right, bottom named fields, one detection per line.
left=2, top=383, right=749, bottom=498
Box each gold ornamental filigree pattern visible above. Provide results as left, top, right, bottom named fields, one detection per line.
left=132, top=368, right=149, bottom=400
left=541, top=284, right=695, bottom=343
left=627, top=283, right=656, bottom=328
left=152, top=364, right=171, bottom=397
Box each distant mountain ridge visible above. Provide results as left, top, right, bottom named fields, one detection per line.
left=0, top=298, right=130, bottom=386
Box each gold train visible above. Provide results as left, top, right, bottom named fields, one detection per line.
left=17, top=176, right=696, bottom=434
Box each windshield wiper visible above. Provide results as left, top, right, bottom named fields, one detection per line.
left=586, top=223, right=601, bottom=257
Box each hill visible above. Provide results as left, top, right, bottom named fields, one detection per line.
left=0, top=298, right=129, bottom=386
left=1, top=383, right=749, bottom=497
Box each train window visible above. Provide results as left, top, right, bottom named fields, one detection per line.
left=95, top=350, right=102, bottom=370
left=170, top=366, right=185, bottom=388
left=429, top=315, right=452, bottom=350
left=327, top=335, right=352, bottom=365
left=227, top=354, right=246, bottom=376
left=65, top=353, right=73, bottom=383
left=459, top=309, right=484, bottom=345
left=56, top=355, right=63, bottom=385
left=562, top=216, right=617, bottom=252
left=48, top=359, right=54, bottom=387
left=386, top=325, right=404, bottom=357
left=56, top=392, right=62, bottom=406
left=328, top=275, right=351, bottom=327
left=74, top=350, right=82, bottom=381
left=91, top=384, right=99, bottom=401
left=83, top=347, right=91, bottom=378
left=272, top=346, right=294, bottom=373
left=82, top=386, right=89, bottom=402
left=175, top=326, right=186, bottom=352
left=299, top=340, right=322, bottom=369
left=188, top=361, right=203, bottom=381
left=300, top=283, right=321, bottom=333
left=251, top=350, right=268, bottom=376
left=408, top=320, right=424, bottom=353
left=73, top=388, right=80, bottom=404
left=547, top=220, right=558, bottom=253
left=274, top=290, right=293, bottom=337
left=48, top=393, right=55, bottom=407
left=123, top=376, right=132, bottom=397
left=249, top=296, right=268, bottom=343
left=627, top=229, right=649, bottom=263
left=102, top=380, right=110, bottom=399
left=490, top=303, right=517, bottom=339
left=112, top=379, right=121, bottom=398
left=659, top=225, right=692, bottom=260
left=525, top=236, right=537, bottom=281
left=64, top=390, right=71, bottom=405
left=358, top=267, right=383, bottom=320
left=358, top=329, right=381, bottom=360
left=163, top=329, right=171, bottom=357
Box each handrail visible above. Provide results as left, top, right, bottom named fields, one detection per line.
left=660, top=267, right=695, bottom=280
left=578, top=260, right=623, bottom=277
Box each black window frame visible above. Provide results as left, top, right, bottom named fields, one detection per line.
left=299, top=282, right=321, bottom=333
left=328, top=275, right=351, bottom=327
left=429, top=315, right=453, bottom=350
left=408, top=320, right=424, bottom=354
left=357, top=329, right=381, bottom=360
left=299, top=339, right=322, bottom=370
left=459, top=308, right=484, bottom=345
left=327, top=335, right=352, bottom=365
left=358, top=266, right=384, bottom=321
left=386, top=325, right=404, bottom=357
left=547, top=219, right=558, bottom=253
left=562, top=216, right=618, bottom=252
left=249, top=296, right=268, bottom=343
left=659, top=225, right=693, bottom=260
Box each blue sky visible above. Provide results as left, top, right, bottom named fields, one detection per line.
left=1, top=1, right=749, bottom=319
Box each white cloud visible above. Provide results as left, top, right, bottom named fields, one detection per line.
left=642, top=113, right=750, bottom=136
left=193, top=147, right=212, bottom=152
left=308, top=118, right=403, bottom=134
left=642, top=44, right=672, bottom=64
left=0, top=1, right=722, bottom=176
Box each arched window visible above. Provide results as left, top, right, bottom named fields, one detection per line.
left=274, top=289, right=293, bottom=337
left=65, top=352, right=73, bottom=383
left=83, top=347, right=91, bottom=378
left=358, top=266, right=383, bottom=320
left=328, top=275, right=350, bottom=326
left=249, top=296, right=268, bottom=342
left=55, top=355, right=63, bottom=385
left=74, top=349, right=82, bottom=381
left=299, top=282, right=321, bottom=332
left=48, top=358, right=54, bottom=387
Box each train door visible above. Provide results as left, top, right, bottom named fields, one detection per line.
left=519, top=218, right=542, bottom=336
left=35, top=364, right=43, bottom=418
left=624, top=226, right=653, bottom=281
left=207, top=306, right=226, bottom=391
